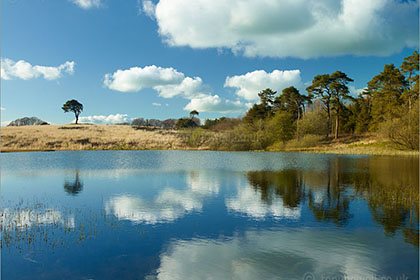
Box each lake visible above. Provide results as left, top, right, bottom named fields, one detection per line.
left=1, top=151, right=418, bottom=280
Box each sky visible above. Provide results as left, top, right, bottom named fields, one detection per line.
left=1, top=0, right=419, bottom=125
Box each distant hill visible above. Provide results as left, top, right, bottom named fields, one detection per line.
left=7, top=117, right=49, bottom=126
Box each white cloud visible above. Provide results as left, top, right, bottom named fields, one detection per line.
left=104, top=65, right=251, bottom=114
left=70, top=0, right=101, bottom=9
left=349, top=86, right=367, bottom=97
left=78, top=113, right=133, bottom=124
left=0, top=107, right=5, bottom=111
left=141, top=0, right=156, bottom=18
left=104, top=65, right=207, bottom=99
left=1, top=59, right=74, bottom=80
left=184, top=95, right=250, bottom=114
left=150, top=0, right=419, bottom=58
left=155, top=76, right=208, bottom=99
left=152, top=102, right=162, bottom=106
left=225, top=69, right=303, bottom=101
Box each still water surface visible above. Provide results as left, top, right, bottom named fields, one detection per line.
left=1, top=151, right=418, bottom=280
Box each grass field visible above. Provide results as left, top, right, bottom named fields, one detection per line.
left=1, top=124, right=188, bottom=152
left=1, top=124, right=418, bottom=156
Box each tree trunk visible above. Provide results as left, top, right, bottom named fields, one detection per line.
left=75, top=114, right=79, bottom=124
left=326, top=104, right=330, bottom=138
left=408, top=72, right=413, bottom=113
left=408, top=94, right=412, bottom=113
left=335, top=109, right=339, bottom=139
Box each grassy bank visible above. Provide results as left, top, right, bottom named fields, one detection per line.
left=1, top=124, right=188, bottom=152
left=276, top=135, right=419, bottom=156
left=1, top=124, right=418, bottom=156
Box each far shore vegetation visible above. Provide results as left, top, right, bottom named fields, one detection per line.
left=2, top=51, right=419, bottom=156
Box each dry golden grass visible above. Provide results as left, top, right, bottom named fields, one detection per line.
left=1, top=125, right=418, bottom=156
left=1, top=124, right=188, bottom=152
left=282, top=135, right=419, bottom=156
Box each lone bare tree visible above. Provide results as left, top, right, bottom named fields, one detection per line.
left=62, top=99, right=83, bottom=124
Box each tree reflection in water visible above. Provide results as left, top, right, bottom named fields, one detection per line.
left=64, top=170, right=83, bottom=195
left=245, top=156, right=419, bottom=246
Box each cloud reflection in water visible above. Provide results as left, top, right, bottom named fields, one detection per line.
left=147, top=229, right=402, bottom=280
left=226, top=184, right=301, bottom=220
left=105, top=171, right=219, bottom=224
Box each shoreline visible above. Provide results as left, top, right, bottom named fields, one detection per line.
left=1, top=147, right=418, bottom=157
left=1, top=124, right=418, bottom=156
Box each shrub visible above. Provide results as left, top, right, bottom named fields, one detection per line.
left=175, top=118, right=199, bottom=129
left=379, top=103, right=419, bottom=150
left=297, top=110, right=328, bottom=136
left=187, top=128, right=211, bottom=147
left=285, top=134, right=324, bottom=149
left=205, top=124, right=257, bottom=151
left=162, top=119, right=177, bottom=129
left=202, top=117, right=241, bottom=131
left=131, top=118, right=147, bottom=126
left=212, top=118, right=242, bottom=131
left=266, top=111, right=296, bottom=144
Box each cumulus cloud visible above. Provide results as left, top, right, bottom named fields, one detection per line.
left=349, top=86, right=367, bottom=97
left=70, top=0, right=101, bottom=9
left=1, top=107, right=5, bottom=111
left=184, top=95, right=250, bottom=114
left=104, top=65, right=207, bottom=99
left=78, top=113, right=133, bottom=124
left=104, top=65, right=250, bottom=114
left=150, top=0, right=419, bottom=58
left=152, top=102, right=162, bottom=106
left=1, top=59, right=75, bottom=80
left=225, top=69, right=303, bottom=101
left=141, top=0, right=156, bottom=18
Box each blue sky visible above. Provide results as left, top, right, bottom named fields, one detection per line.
left=1, top=0, right=419, bottom=125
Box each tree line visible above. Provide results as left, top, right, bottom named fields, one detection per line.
left=62, top=51, right=418, bottom=151
left=198, top=51, right=419, bottom=150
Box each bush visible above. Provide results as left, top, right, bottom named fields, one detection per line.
left=207, top=125, right=252, bottom=151
left=379, top=104, right=419, bottom=150
left=297, top=110, right=328, bottom=136
left=162, top=119, right=177, bottom=129
left=175, top=118, right=199, bottom=129
left=213, top=118, right=241, bottom=131
left=131, top=118, right=147, bottom=126
left=266, top=111, right=296, bottom=144
left=185, top=128, right=212, bottom=147
left=202, top=117, right=241, bottom=131
left=285, top=134, right=324, bottom=149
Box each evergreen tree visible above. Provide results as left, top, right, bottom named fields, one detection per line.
left=350, top=92, right=372, bottom=134
left=306, top=74, right=333, bottom=137
left=62, top=99, right=83, bottom=124
left=275, top=86, right=312, bottom=120
left=400, top=51, right=419, bottom=113
left=329, top=71, right=354, bottom=139
left=367, top=64, right=408, bottom=130
left=244, top=88, right=277, bottom=123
